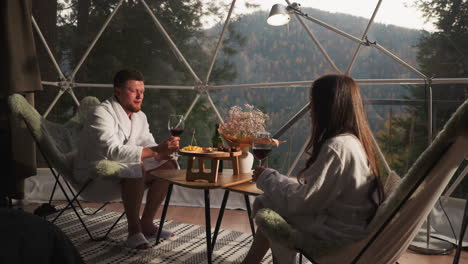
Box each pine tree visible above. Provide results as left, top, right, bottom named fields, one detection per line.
left=378, top=0, right=467, bottom=195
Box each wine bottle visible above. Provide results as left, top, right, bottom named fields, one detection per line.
left=212, top=124, right=223, bottom=172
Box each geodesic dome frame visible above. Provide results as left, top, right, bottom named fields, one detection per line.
left=32, top=0, right=468, bottom=176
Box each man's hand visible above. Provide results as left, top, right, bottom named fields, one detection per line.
left=252, top=166, right=266, bottom=182
left=153, top=137, right=180, bottom=159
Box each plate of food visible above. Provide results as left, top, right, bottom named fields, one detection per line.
left=179, top=146, right=216, bottom=154
left=180, top=145, right=203, bottom=152
left=179, top=146, right=237, bottom=157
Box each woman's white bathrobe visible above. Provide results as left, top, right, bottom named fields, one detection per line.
left=256, top=134, right=378, bottom=241
left=73, top=96, right=166, bottom=189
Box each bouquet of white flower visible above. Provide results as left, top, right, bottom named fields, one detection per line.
left=219, top=104, right=269, bottom=142
left=219, top=104, right=284, bottom=147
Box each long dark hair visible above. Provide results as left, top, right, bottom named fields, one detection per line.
left=298, top=74, right=379, bottom=184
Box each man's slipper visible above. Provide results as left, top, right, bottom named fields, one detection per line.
left=144, top=228, right=175, bottom=240
left=125, top=233, right=150, bottom=249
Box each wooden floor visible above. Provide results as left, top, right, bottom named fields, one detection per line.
left=22, top=202, right=468, bottom=264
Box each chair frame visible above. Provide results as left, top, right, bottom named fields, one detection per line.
left=347, top=149, right=453, bottom=264
left=16, top=101, right=125, bottom=241
left=266, top=141, right=465, bottom=264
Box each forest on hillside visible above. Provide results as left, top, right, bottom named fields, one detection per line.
left=210, top=7, right=423, bottom=116
left=219, top=8, right=421, bottom=84
left=207, top=8, right=426, bottom=175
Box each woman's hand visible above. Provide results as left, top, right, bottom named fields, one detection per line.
left=252, top=166, right=266, bottom=182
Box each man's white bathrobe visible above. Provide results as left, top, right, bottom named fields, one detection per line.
left=73, top=96, right=166, bottom=186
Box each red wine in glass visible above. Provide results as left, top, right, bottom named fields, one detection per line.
left=170, top=128, right=184, bottom=137
left=252, top=131, right=272, bottom=167
left=253, top=147, right=271, bottom=160
left=168, top=114, right=185, bottom=158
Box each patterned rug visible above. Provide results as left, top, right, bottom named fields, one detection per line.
left=49, top=207, right=277, bottom=264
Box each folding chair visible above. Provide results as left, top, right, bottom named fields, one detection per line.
left=255, top=99, right=468, bottom=264
left=8, top=94, right=126, bottom=241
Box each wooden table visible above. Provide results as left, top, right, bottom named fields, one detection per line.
left=150, top=169, right=252, bottom=264
left=178, top=150, right=242, bottom=182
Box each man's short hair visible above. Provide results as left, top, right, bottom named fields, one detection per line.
left=113, top=69, right=144, bottom=88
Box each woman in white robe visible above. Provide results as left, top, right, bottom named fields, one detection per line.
left=242, top=74, right=382, bottom=263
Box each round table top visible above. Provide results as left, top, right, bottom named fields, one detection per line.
left=178, top=150, right=242, bottom=158
left=225, top=181, right=263, bottom=196
left=150, top=169, right=253, bottom=189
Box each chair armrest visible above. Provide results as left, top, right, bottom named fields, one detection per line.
left=95, top=160, right=125, bottom=178
left=255, top=208, right=300, bottom=249
left=255, top=208, right=353, bottom=260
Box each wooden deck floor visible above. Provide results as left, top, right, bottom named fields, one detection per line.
left=22, top=202, right=468, bottom=264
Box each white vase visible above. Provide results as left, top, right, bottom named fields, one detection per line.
left=239, top=146, right=254, bottom=173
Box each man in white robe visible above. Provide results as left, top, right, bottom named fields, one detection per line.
left=74, top=69, right=179, bottom=249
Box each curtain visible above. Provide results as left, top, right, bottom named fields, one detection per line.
left=1, top=0, right=43, bottom=200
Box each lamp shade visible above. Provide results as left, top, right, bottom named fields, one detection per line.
left=267, top=4, right=291, bottom=26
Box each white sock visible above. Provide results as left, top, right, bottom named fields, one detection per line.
left=144, top=228, right=174, bottom=239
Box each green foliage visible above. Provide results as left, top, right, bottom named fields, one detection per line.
left=416, top=0, right=467, bottom=33
left=381, top=0, right=467, bottom=197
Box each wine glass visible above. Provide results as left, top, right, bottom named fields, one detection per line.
left=168, top=115, right=185, bottom=158
left=252, top=131, right=272, bottom=167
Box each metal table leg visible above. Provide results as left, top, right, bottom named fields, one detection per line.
left=244, top=194, right=255, bottom=236
left=212, top=190, right=230, bottom=251
left=204, top=189, right=212, bottom=264
left=156, top=183, right=173, bottom=244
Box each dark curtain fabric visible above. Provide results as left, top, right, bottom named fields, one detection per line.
left=1, top=0, right=43, bottom=94
left=1, top=0, right=43, bottom=200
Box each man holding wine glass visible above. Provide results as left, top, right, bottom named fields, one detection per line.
left=74, top=69, right=180, bottom=250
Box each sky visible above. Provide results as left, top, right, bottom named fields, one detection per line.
left=225, top=0, right=436, bottom=32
